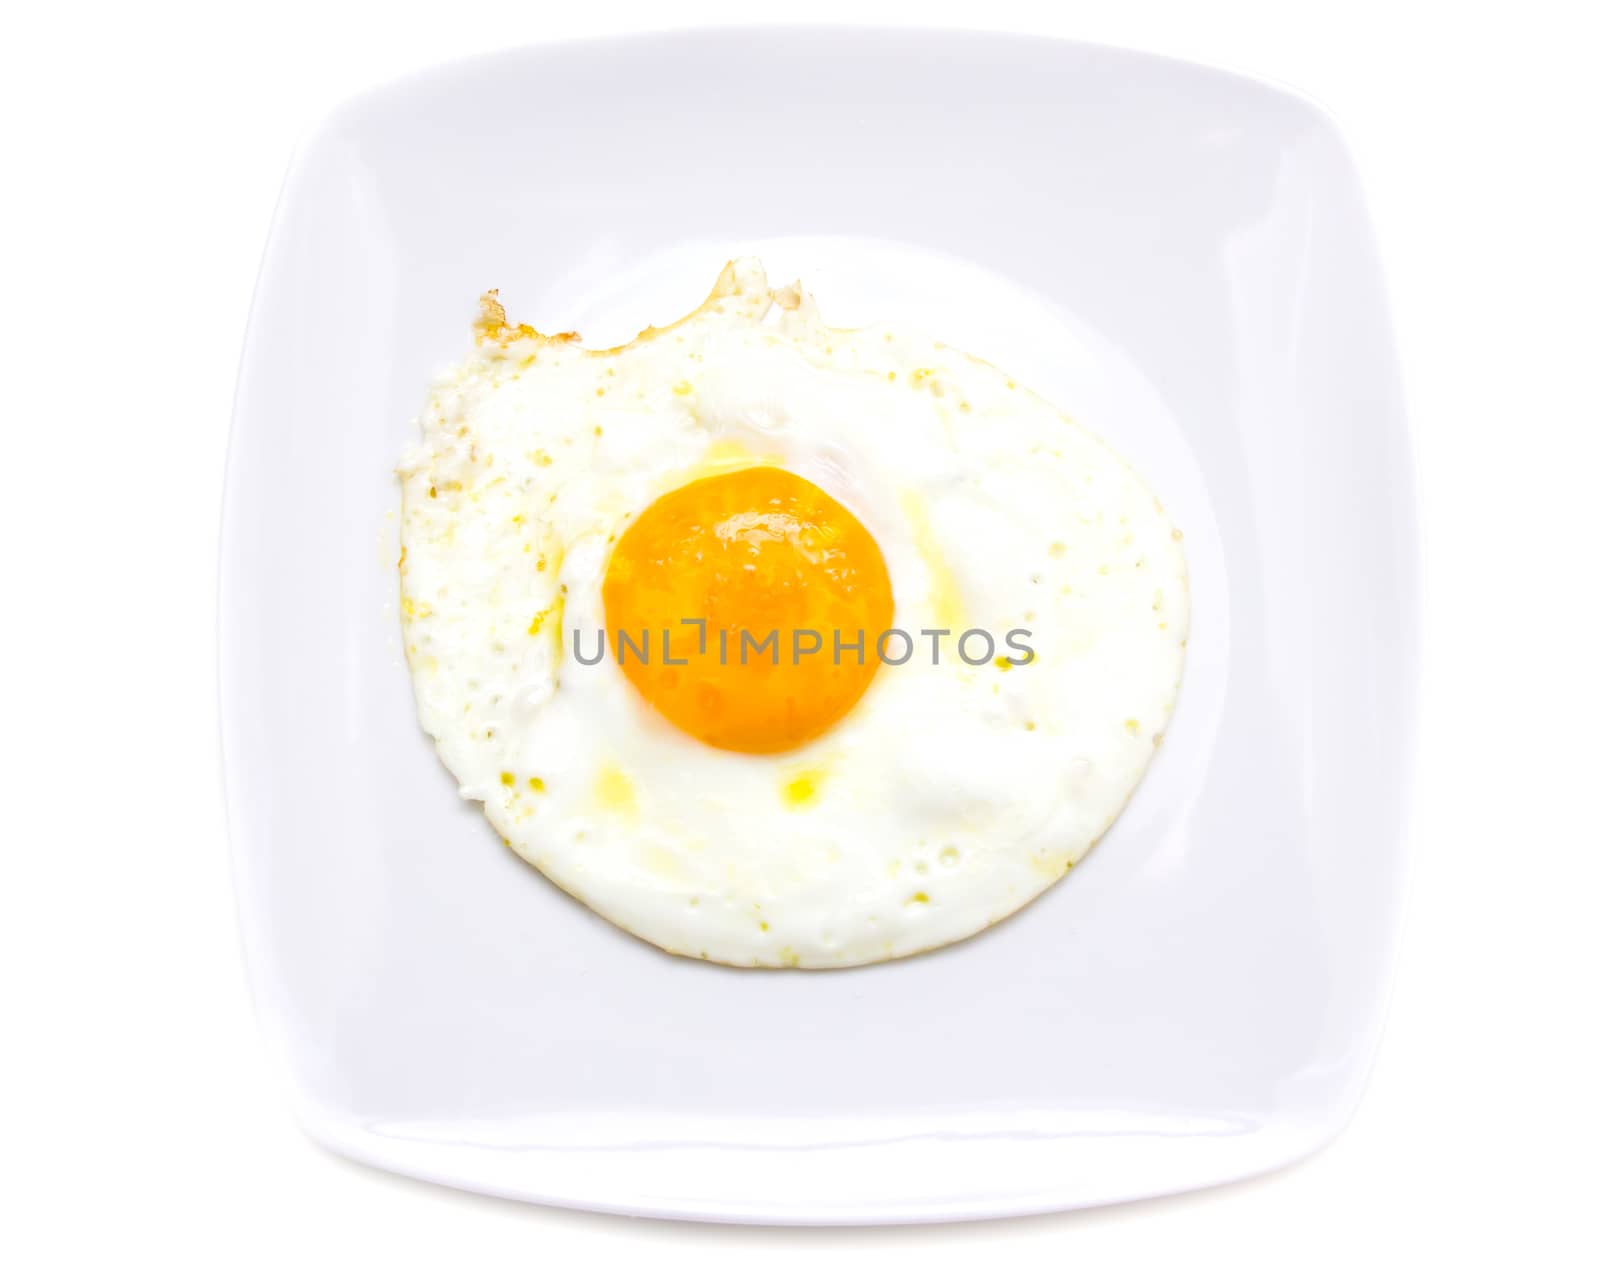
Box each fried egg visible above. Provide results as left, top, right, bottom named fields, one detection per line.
left=397, top=259, right=1188, bottom=967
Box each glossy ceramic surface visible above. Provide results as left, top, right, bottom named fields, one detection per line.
left=221, top=28, right=1416, bottom=1222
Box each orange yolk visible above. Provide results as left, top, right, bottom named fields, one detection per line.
left=602, top=466, right=894, bottom=753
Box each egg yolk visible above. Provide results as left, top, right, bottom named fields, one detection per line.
left=602, top=466, right=894, bottom=753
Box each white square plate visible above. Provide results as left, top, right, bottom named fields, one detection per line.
left=221, top=28, right=1417, bottom=1223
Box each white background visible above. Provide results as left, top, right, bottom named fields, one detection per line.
left=4, top=1, right=1596, bottom=1278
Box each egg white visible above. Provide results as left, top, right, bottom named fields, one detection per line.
left=397, top=260, right=1188, bottom=967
